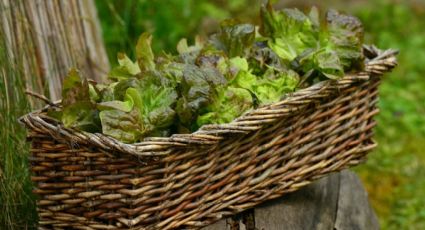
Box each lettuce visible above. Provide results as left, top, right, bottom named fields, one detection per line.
left=97, top=74, right=178, bottom=143
left=197, top=86, right=253, bottom=127
left=228, top=57, right=299, bottom=104
left=136, top=32, right=156, bottom=72
left=261, top=4, right=364, bottom=80
left=108, top=53, right=141, bottom=81
left=99, top=109, right=142, bottom=143
left=325, top=9, right=364, bottom=70
left=175, top=65, right=226, bottom=131
left=56, top=6, right=366, bottom=143
left=210, top=20, right=255, bottom=58
left=61, top=69, right=101, bottom=132
left=261, top=5, right=319, bottom=61
left=195, top=56, right=299, bottom=127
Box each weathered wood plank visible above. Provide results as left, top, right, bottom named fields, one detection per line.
left=254, top=173, right=340, bottom=230
left=0, top=0, right=109, bottom=104
left=202, top=219, right=229, bottom=230
left=202, top=170, right=379, bottom=230
left=334, top=171, right=379, bottom=230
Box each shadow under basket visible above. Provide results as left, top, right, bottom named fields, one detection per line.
left=20, top=45, right=397, bottom=230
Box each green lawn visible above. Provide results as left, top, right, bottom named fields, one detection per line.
left=354, top=2, right=425, bottom=228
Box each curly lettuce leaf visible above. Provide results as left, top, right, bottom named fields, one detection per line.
left=253, top=69, right=299, bottom=103
left=230, top=62, right=299, bottom=104
left=131, top=76, right=178, bottom=134
left=260, top=5, right=363, bottom=80
left=175, top=66, right=214, bottom=127
left=61, top=69, right=100, bottom=132
left=113, top=78, right=140, bottom=100
left=249, top=43, right=284, bottom=75
left=261, top=4, right=318, bottom=61
left=177, top=36, right=205, bottom=64
left=210, top=19, right=255, bottom=58
left=98, top=80, right=178, bottom=142
left=292, top=48, right=344, bottom=79
left=99, top=109, right=142, bottom=143
left=197, top=86, right=253, bottom=127
left=175, top=65, right=226, bottom=130
left=109, top=53, right=141, bottom=81
left=136, top=32, right=156, bottom=72
left=325, top=10, right=364, bottom=70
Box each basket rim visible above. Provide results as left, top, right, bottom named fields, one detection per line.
left=19, top=45, right=398, bottom=158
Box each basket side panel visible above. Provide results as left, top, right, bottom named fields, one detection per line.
left=29, top=136, right=166, bottom=229
left=155, top=77, right=381, bottom=229
left=28, top=77, right=380, bottom=229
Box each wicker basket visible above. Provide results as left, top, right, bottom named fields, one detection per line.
left=20, top=46, right=397, bottom=230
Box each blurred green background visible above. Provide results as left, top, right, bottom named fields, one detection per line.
left=1, top=0, right=424, bottom=229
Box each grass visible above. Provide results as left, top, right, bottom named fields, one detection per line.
left=0, top=28, right=37, bottom=228
left=353, top=1, right=425, bottom=228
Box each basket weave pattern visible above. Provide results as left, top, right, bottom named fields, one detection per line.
left=21, top=46, right=397, bottom=229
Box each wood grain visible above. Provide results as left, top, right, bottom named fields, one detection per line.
left=0, top=0, right=109, bottom=104
left=203, top=171, right=379, bottom=230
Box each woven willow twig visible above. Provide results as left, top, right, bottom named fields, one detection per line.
left=21, top=46, right=397, bottom=230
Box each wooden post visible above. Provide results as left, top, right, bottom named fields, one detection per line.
left=203, top=170, right=379, bottom=230
left=0, top=0, right=109, bottom=104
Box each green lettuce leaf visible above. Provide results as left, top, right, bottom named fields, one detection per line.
left=99, top=109, right=142, bottom=143
left=61, top=69, right=100, bottom=132
left=210, top=19, right=255, bottom=58
left=325, top=9, right=364, bottom=70
left=253, top=69, right=299, bottom=104
left=292, top=48, right=344, bottom=79
left=230, top=62, right=299, bottom=104
left=249, top=43, right=284, bottom=75
left=176, top=36, right=205, bottom=64
left=261, top=4, right=318, bottom=61
left=197, top=86, right=253, bottom=127
left=98, top=78, right=178, bottom=142
left=136, top=32, right=156, bottom=72
left=108, top=53, right=141, bottom=81
left=175, top=65, right=226, bottom=131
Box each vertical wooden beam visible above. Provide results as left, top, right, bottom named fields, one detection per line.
left=0, top=0, right=109, bottom=104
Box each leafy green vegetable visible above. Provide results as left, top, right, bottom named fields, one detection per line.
left=99, top=109, right=141, bottom=143
left=136, top=32, right=156, bottom=72
left=261, top=4, right=364, bottom=79
left=109, top=53, right=141, bottom=81
left=249, top=43, right=284, bottom=75
left=197, top=86, right=253, bottom=127
left=98, top=75, right=178, bottom=142
left=292, top=48, right=344, bottom=79
left=55, top=5, right=366, bottom=143
left=210, top=19, right=256, bottom=57
left=176, top=65, right=226, bottom=131
left=229, top=57, right=299, bottom=104
left=325, top=9, right=364, bottom=70
left=261, top=5, right=318, bottom=61
left=61, top=69, right=100, bottom=132
left=177, top=37, right=204, bottom=64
